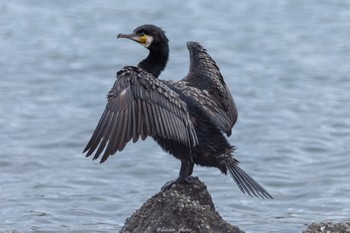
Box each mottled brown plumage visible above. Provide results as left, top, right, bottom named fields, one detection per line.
left=83, top=24, right=272, bottom=199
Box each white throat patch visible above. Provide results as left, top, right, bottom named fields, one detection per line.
left=143, top=35, right=154, bottom=48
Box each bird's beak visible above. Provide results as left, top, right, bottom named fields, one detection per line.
left=117, top=33, right=147, bottom=45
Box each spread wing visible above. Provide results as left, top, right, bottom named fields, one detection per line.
left=170, top=81, right=234, bottom=136
left=182, top=41, right=238, bottom=136
left=83, top=66, right=198, bottom=163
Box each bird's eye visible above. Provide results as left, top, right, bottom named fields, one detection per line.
left=139, top=32, right=145, bottom=36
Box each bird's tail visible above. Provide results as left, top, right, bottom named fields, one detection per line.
left=227, top=162, right=273, bottom=199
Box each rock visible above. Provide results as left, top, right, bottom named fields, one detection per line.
left=303, top=221, right=350, bottom=233
left=120, top=177, right=243, bottom=233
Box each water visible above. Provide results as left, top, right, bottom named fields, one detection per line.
left=1, top=0, right=350, bottom=232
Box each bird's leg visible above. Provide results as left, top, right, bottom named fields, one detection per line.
left=161, top=160, right=194, bottom=191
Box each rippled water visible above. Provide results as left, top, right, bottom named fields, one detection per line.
left=1, top=1, right=350, bottom=232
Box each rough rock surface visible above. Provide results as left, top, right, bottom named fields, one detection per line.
left=120, top=177, right=243, bottom=233
left=303, top=221, right=350, bottom=233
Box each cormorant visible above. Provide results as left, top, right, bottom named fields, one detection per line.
left=83, top=24, right=272, bottom=199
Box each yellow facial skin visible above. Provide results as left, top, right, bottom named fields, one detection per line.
left=117, top=33, right=153, bottom=48
left=137, top=35, right=147, bottom=44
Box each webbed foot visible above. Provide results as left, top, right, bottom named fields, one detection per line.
left=161, top=176, right=196, bottom=191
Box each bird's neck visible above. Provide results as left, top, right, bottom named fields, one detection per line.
left=138, top=45, right=169, bottom=78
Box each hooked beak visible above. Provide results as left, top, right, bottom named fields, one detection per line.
left=117, top=33, right=147, bottom=44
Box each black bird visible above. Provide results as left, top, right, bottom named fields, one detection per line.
left=83, top=24, right=272, bottom=199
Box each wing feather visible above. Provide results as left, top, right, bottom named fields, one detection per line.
left=85, top=110, right=109, bottom=157
left=151, top=104, right=160, bottom=135
left=94, top=112, right=114, bottom=161
left=182, top=42, right=238, bottom=136
left=83, top=66, right=198, bottom=163
left=105, top=110, right=119, bottom=156
left=131, top=101, right=139, bottom=143
left=155, top=105, right=165, bottom=137
left=120, top=110, right=129, bottom=150
left=136, top=99, right=143, bottom=139
left=141, top=101, right=151, bottom=135
left=163, top=108, right=173, bottom=139
left=125, top=107, right=133, bottom=142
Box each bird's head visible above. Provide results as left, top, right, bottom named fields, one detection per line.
left=117, top=24, right=168, bottom=50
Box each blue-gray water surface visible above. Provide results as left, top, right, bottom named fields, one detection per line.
left=1, top=1, right=350, bottom=232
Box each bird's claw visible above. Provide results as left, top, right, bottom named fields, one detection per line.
left=161, top=176, right=195, bottom=191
